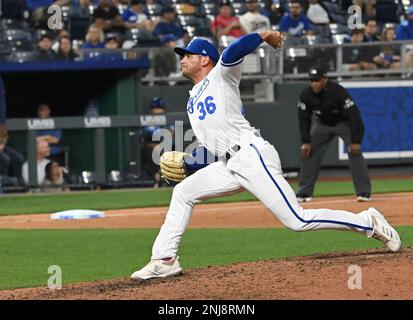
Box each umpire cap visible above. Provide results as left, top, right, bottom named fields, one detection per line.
left=308, top=67, right=327, bottom=81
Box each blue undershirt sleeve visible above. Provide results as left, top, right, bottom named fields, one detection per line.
left=221, top=33, right=263, bottom=65
left=184, top=146, right=217, bottom=173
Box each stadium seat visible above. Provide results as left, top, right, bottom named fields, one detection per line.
left=7, top=51, right=37, bottom=63
left=311, top=24, right=331, bottom=39
left=174, top=3, right=197, bottom=15
left=178, top=16, right=208, bottom=28
left=232, top=3, right=247, bottom=16
left=5, top=40, right=35, bottom=52
left=146, top=4, right=163, bottom=16
left=329, top=23, right=349, bottom=35
left=125, top=29, right=161, bottom=47
left=2, top=29, right=32, bottom=42
left=32, top=29, right=49, bottom=41
left=0, top=19, right=30, bottom=31
left=332, top=33, right=350, bottom=45
left=203, top=3, right=218, bottom=16
left=171, top=0, right=201, bottom=6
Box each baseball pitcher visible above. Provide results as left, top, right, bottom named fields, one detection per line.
left=131, top=31, right=401, bottom=280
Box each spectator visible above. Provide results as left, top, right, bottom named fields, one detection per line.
left=396, top=6, right=413, bottom=71
left=56, top=36, right=79, bottom=61
left=82, top=24, right=105, bottom=49
left=153, top=34, right=179, bottom=77
left=306, top=0, right=330, bottom=25
left=239, top=0, right=271, bottom=34
left=42, top=160, right=69, bottom=192
left=140, top=97, right=174, bottom=188
left=93, top=0, right=126, bottom=33
left=264, top=0, right=286, bottom=26
left=123, top=0, right=155, bottom=31
left=69, top=0, right=93, bottom=17
left=396, top=6, right=413, bottom=40
left=154, top=6, right=189, bottom=46
left=0, top=124, right=24, bottom=186
left=343, top=28, right=377, bottom=71
left=0, top=76, right=6, bottom=124
left=35, top=103, right=63, bottom=163
left=373, top=26, right=400, bottom=69
left=279, top=0, right=314, bottom=38
left=2, top=0, right=27, bottom=20
left=34, top=34, right=57, bottom=62
left=105, top=35, right=121, bottom=49
left=22, top=139, right=51, bottom=186
left=211, top=1, right=246, bottom=41
left=352, top=0, right=375, bottom=18
left=364, top=17, right=380, bottom=42
left=52, top=29, right=71, bottom=52
left=102, top=34, right=124, bottom=60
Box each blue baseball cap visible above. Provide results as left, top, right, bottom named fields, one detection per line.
left=161, top=34, right=178, bottom=45
left=174, top=38, right=220, bottom=64
left=150, top=97, right=166, bottom=109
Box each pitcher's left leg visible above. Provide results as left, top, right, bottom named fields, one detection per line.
left=237, top=142, right=373, bottom=235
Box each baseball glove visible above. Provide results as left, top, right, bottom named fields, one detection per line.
left=160, top=151, right=190, bottom=184
left=260, top=30, right=285, bottom=49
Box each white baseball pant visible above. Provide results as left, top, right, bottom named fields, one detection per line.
left=151, top=136, right=373, bottom=259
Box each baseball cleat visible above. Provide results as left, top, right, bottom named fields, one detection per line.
left=296, top=194, right=312, bottom=203
left=357, top=193, right=372, bottom=202
left=367, top=207, right=401, bottom=252
left=130, top=256, right=182, bottom=280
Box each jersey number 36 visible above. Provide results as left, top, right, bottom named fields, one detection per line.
left=188, top=96, right=216, bottom=120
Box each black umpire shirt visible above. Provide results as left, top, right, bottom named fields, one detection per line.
left=298, top=80, right=365, bottom=144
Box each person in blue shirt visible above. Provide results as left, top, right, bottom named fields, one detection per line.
left=396, top=6, right=413, bottom=40
left=154, top=6, right=190, bottom=44
left=123, top=0, right=154, bottom=31
left=279, top=0, right=314, bottom=38
left=82, top=24, right=105, bottom=48
left=396, top=6, right=413, bottom=71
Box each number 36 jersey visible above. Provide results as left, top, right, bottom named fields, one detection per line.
left=186, top=57, right=258, bottom=157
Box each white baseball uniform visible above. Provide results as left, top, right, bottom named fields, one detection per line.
left=151, top=56, right=374, bottom=260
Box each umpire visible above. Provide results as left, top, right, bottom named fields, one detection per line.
left=296, top=66, right=372, bottom=202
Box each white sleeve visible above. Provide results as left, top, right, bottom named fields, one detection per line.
left=213, top=55, right=243, bottom=85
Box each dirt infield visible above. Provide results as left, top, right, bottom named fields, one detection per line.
left=1, top=192, right=412, bottom=229
left=1, top=248, right=411, bottom=300
left=1, top=192, right=412, bottom=300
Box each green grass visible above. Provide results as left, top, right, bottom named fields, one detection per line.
left=0, top=227, right=412, bottom=290
left=0, top=178, right=412, bottom=216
